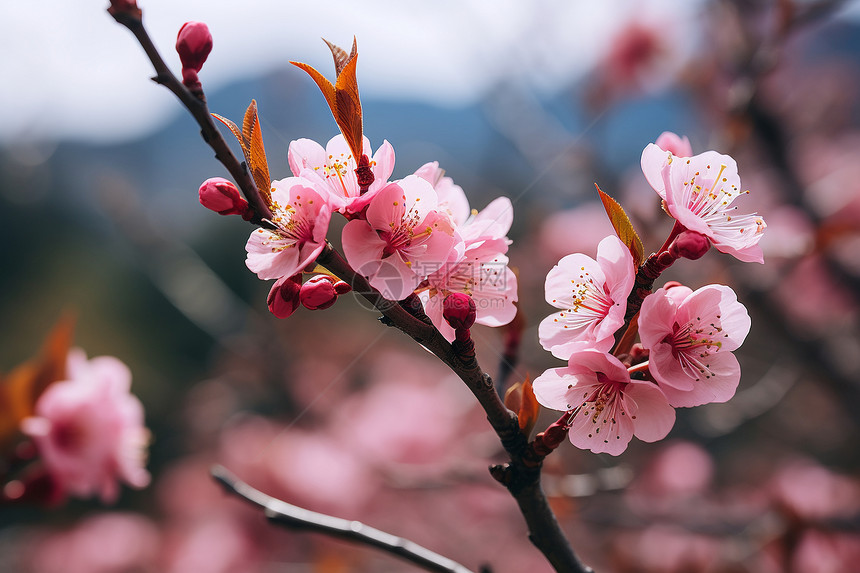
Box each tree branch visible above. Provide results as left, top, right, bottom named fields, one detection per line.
left=108, top=7, right=273, bottom=224
left=212, top=465, right=476, bottom=573
left=109, top=6, right=592, bottom=571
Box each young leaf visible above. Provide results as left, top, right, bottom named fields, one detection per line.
left=504, top=376, right=540, bottom=438
left=0, top=315, right=75, bottom=446
left=291, top=39, right=365, bottom=163
left=212, top=101, right=273, bottom=209
left=242, top=100, right=272, bottom=207
left=596, top=183, right=645, bottom=267
left=324, top=37, right=356, bottom=76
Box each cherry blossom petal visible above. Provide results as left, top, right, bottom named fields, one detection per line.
left=532, top=366, right=581, bottom=411
left=539, top=236, right=631, bottom=358
left=655, top=131, right=693, bottom=157
left=288, top=138, right=327, bottom=177
left=371, top=140, right=396, bottom=191
left=245, top=229, right=301, bottom=281
left=656, top=351, right=741, bottom=407
left=342, top=219, right=387, bottom=274
left=641, top=142, right=672, bottom=199
left=461, top=197, right=514, bottom=243
left=624, top=381, right=676, bottom=442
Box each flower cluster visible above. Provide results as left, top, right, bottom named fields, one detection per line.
left=533, top=134, right=762, bottom=455
left=218, top=131, right=518, bottom=341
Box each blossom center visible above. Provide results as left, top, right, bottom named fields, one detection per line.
left=665, top=316, right=724, bottom=381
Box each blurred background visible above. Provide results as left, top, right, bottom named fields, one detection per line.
left=3, top=0, right=860, bottom=571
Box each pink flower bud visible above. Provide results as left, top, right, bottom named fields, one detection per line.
left=654, top=132, right=693, bottom=158
left=300, top=275, right=339, bottom=310
left=443, top=293, right=476, bottom=331
left=333, top=280, right=352, bottom=295
left=669, top=230, right=711, bottom=260
left=267, top=275, right=301, bottom=319
left=176, top=21, right=212, bottom=76
left=108, top=0, right=140, bottom=18
left=198, top=177, right=249, bottom=216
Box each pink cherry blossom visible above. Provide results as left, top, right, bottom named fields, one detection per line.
left=288, top=134, right=394, bottom=216
left=532, top=349, right=675, bottom=456
left=639, top=284, right=751, bottom=407
left=639, top=134, right=692, bottom=199
left=419, top=197, right=517, bottom=341
left=641, top=145, right=767, bottom=263
left=21, top=349, right=151, bottom=503
left=245, top=177, right=331, bottom=281
left=342, top=175, right=459, bottom=301
left=538, top=235, right=635, bottom=359
left=414, top=161, right=471, bottom=226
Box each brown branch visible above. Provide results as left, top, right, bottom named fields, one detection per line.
left=108, top=7, right=273, bottom=224
left=109, top=6, right=592, bottom=571
left=317, top=246, right=592, bottom=573
left=212, top=465, right=476, bottom=573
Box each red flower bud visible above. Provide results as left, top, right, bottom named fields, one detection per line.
left=267, top=275, right=301, bottom=319
left=333, top=280, right=352, bottom=295
left=669, top=230, right=711, bottom=260
left=300, top=275, right=339, bottom=310
left=443, top=293, right=477, bottom=331
left=176, top=22, right=212, bottom=88
left=108, top=0, right=140, bottom=18
left=198, top=177, right=249, bottom=216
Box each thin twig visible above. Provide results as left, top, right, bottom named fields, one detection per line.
left=109, top=8, right=272, bottom=224
left=212, top=465, right=475, bottom=573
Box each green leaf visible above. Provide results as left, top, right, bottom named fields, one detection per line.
left=595, top=183, right=645, bottom=267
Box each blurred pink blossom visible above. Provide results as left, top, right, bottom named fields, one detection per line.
left=30, top=512, right=160, bottom=573
left=164, top=512, right=261, bottom=573
left=538, top=202, right=616, bottom=262
left=771, top=459, right=860, bottom=520
left=21, top=349, right=150, bottom=503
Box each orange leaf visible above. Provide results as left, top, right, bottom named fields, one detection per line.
left=291, top=39, right=365, bottom=163
left=211, top=112, right=247, bottom=150
left=334, top=53, right=364, bottom=162
left=243, top=100, right=272, bottom=207
left=518, top=376, right=540, bottom=438
left=290, top=61, right=337, bottom=117
left=324, top=37, right=356, bottom=76
left=0, top=315, right=75, bottom=446
left=504, top=376, right=540, bottom=439
left=596, top=183, right=645, bottom=268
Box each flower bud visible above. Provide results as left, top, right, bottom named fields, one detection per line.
left=669, top=230, right=710, bottom=260
left=655, top=131, right=693, bottom=157
left=443, top=293, right=476, bottom=331
left=198, top=177, right=249, bottom=216
left=176, top=22, right=213, bottom=74
left=300, top=275, right=339, bottom=310
left=267, top=275, right=301, bottom=319
left=333, top=280, right=352, bottom=295
left=108, top=0, right=140, bottom=18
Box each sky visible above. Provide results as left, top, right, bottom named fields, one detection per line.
left=4, top=0, right=860, bottom=144
left=0, top=0, right=695, bottom=144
